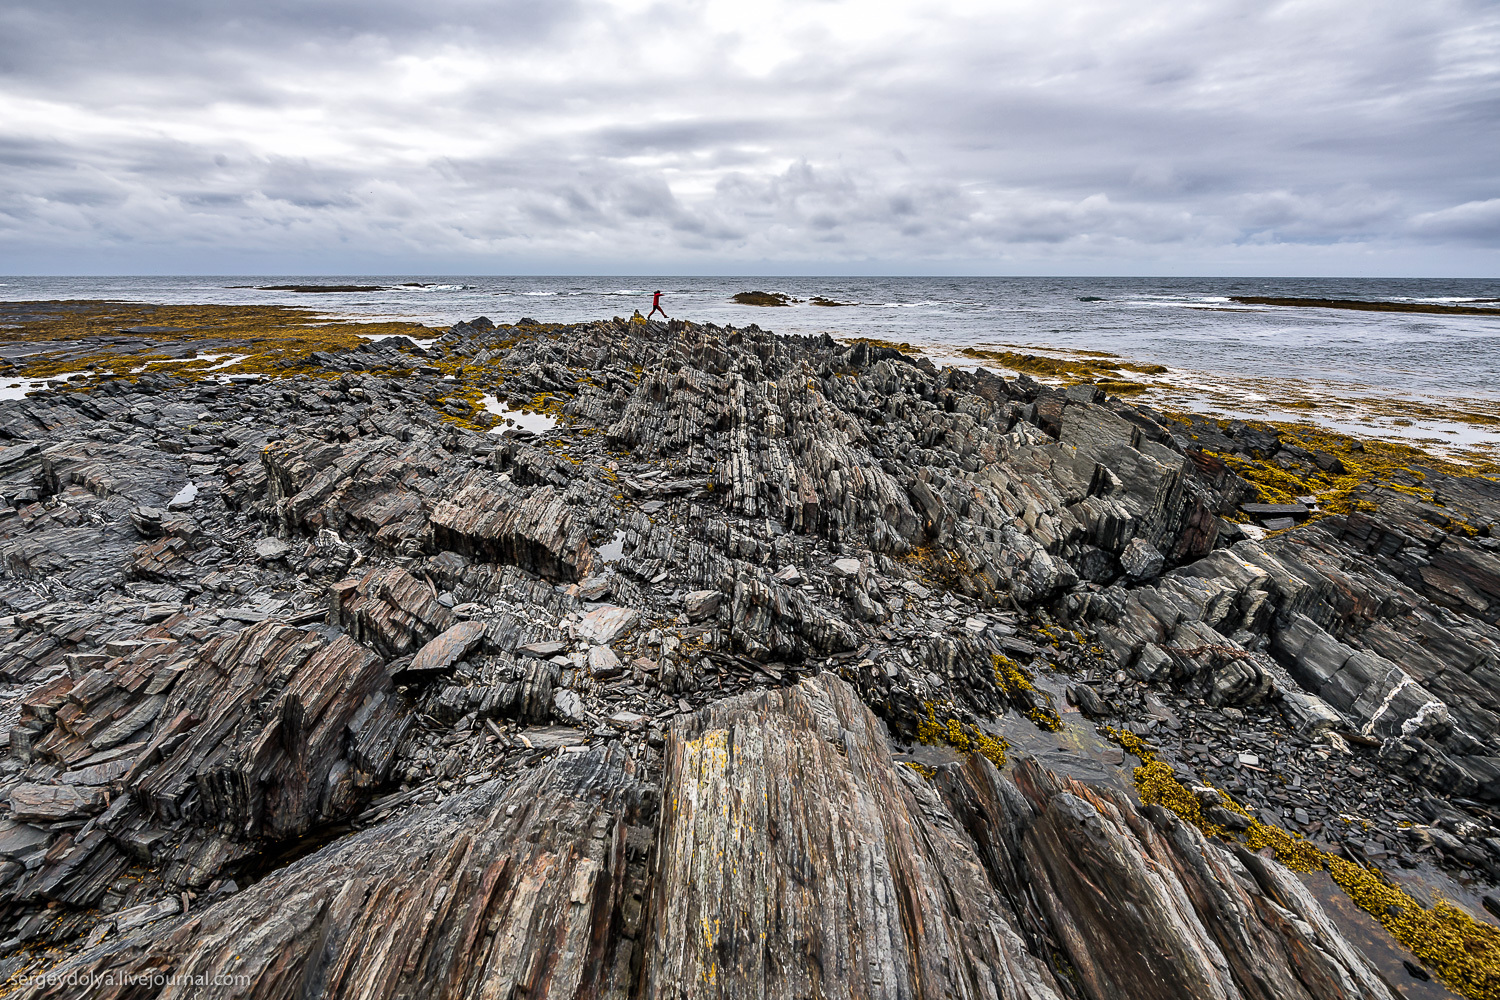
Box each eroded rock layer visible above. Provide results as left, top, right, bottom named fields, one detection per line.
left=0, top=310, right=1494, bottom=995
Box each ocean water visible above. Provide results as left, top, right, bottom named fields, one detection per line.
left=2, top=276, right=1496, bottom=448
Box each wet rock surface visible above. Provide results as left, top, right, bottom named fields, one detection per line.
left=0, top=311, right=1494, bottom=995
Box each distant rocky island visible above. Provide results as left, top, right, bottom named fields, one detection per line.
left=733, top=289, right=852, bottom=306
left=0, top=300, right=1498, bottom=998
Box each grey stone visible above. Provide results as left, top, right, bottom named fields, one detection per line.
left=573, top=605, right=639, bottom=645
left=406, top=620, right=488, bottom=674
left=1119, top=538, right=1165, bottom=580
left=683, top=590, right=721, bottom=622
left=254, top=536, right=291, bottom=562
left=552, top=688, right=585, bottom=724
left=831, top=558, right=862, bottom=577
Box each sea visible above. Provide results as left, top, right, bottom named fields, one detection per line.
left=2, top=275, right=1496, bottom=456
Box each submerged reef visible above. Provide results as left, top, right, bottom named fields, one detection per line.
left=1231, top=296, right=1500, bottom=317
left=0, top=303, right=1496, bottom=998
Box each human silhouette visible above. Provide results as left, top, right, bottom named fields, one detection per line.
left=648, top=290, right=667, bottom=320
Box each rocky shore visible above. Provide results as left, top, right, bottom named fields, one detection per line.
left=0, top=305, right=1498, bottom=997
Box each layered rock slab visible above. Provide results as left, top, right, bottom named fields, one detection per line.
left=646, top=674, right=1064, bottom=1000
left=941, top=759, right=1399, bottom=1000
left=646, top=675, right=1398, bottom=1000
left=3, top=620, right=408, bottom=911
left=18, top=746, right=654, bottom=1000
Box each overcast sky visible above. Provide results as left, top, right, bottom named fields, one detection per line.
left=1, top=0, right=1497, bottom=275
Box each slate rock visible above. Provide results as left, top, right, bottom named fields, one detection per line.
left=1119, top=537, right=1165, bottom=580
left=573, top=605, right=639, bottom=645
left=9, top=783, right=106, bottom=822
left=253, top=536, right=291, bottom=562
left=405, top=619, right=488, bottom=674
left=682, top=590, right=721, bottom=622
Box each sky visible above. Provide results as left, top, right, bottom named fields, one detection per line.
left=0, top=0, right=1497, bottom=276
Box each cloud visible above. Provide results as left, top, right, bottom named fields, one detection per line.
left=1409, top=199, right=1500, bottom=242
left=0, top=0, right=1496, bottom=273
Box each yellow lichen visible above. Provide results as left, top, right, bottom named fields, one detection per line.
left=992, top=653, right=1034, bottom=694
left=1027, top=706, right=1064, bottom=731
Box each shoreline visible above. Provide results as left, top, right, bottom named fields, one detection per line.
left=0, top=302, right=1498, bottom=995
left=5, top=298, right=1497, bottom=464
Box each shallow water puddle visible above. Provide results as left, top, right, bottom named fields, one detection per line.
left=895, top=701, right=1135, bottom=797
left=596, top=529, right=627, bottom=563
left=481, top=394, right=558, bottom=434
left=992, top=711, right=1135, bottom=795
left=0, top=377, right=71, bottom=400
left=1300, top=869, right=1459, bottom=999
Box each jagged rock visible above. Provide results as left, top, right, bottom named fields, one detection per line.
left=650, top=674, right=1398, bottom=1000
left=1119, top=537, right=1165, bottom=580
left=23, top=748, right=651, bottom=1000
left=681, top=590, right=720, bottom=621
left=4, top=309, right=1497, bottom=976
left=334, top=565, right=453, bottom=660
left=405, top=619, right=487, bottom=674
left=1, top=620, right=409, bottom=914
left=431, top=478, right=596, bottom=581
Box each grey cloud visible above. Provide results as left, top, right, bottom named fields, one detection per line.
left=0, top=0, right=1496, bottom=272
left=1410, top=200, right=1500, bottom=242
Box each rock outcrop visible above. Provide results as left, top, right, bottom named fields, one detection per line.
left=0, top=309, right=1494, bottom=995
left=18, top=676, right=1399, bottom=1000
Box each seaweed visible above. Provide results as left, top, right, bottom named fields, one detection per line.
left=958, top=346, right=1167, bottom=381
left=0, top=300, right=438, bottom=385
left=1110, top=728, right=1500, bottom=1000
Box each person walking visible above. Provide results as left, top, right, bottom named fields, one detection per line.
left=648, top=290, right=667, bottom=320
